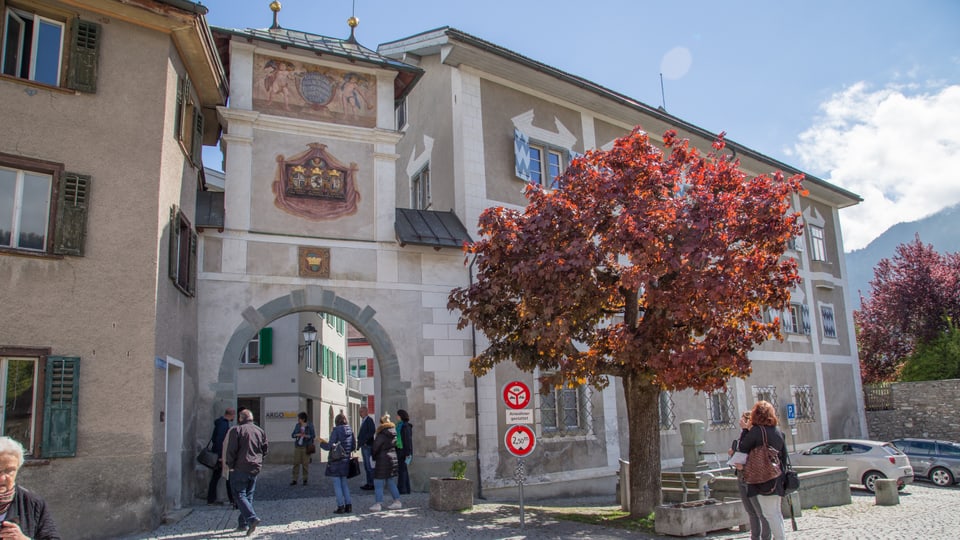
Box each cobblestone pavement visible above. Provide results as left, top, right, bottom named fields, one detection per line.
left=117, top=465, right=960, bottom=539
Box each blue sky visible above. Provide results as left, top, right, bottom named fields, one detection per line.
left=199, top=0, right=960, bottom=251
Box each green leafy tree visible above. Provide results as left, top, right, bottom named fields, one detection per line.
left=449, top=128, right=803, bottom=517
left=900, top=319, right=960, bottom=381
left=856, top=237, right=960, bottom=382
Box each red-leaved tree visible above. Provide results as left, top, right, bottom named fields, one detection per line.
left=448, top=128, right=804, bottom=516
left=856, top=236, right=960, bottom=383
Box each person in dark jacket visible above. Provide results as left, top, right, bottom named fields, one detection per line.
left=290, top=412, right=316, bottom=486
left=357, top=406, right=376, bottom=490
left=728, top=411, right=769, bottom=540
left=737, top=401, right=789, bottom=540
left=0, top=436, right=60, bottom=540
left=318, top=412, right=356, bottom=514
left=226, top=409, right=269, bottom=535
left=395, top=409, right=414, bottom=494
left=207, top=407, right=235, bottom=505
left=369, top=413, right=402, bottom=511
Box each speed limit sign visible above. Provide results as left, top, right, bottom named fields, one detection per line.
left=504, top=424, right=536, bottom=457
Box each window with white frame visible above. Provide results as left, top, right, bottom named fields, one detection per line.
left=1, top=154, right=91, bottom=256
left=240, top=333, right=260, bottom=366
left=809, top=225, right=827, bottom=262
left=707, top=389, right=735, bottom=429
left=782, top=304, right=800, bottom=334
left=410, top=165, right=430, bottom=209
left=349, top=357, right=371, bottom=378
left=395, top=97, right=407, bottom=130
left=659, top=391, right=676, bottom=430
left=752, top=385, right=779, bottom=410
left=791, top=385, right=815, bottom=423
left=540, top=383, right=591, bottom=437
left=820, top=304, right=837, bottom=339
left=1, top=6, right=100, bottom=92
left=529, top=144, right=565, bottom=190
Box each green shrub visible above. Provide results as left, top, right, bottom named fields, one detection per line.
left=450, top=459, right=467, bottom=480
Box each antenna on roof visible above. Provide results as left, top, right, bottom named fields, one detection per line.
left=346, top=0, right=359, bottom=44
left=269, top=1, right=282, bottom=30
left=659, top=73, right=667, bottom=112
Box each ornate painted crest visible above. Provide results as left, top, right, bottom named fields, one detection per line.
left=273, top=143, right=360, bottom=220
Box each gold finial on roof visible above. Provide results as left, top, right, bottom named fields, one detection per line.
left=269, top=1, right=282, bottom=30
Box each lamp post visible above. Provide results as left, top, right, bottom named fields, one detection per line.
left=298, top=322, right=318, bottom=363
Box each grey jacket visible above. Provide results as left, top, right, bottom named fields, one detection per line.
left=226, top=419, right=269, bottom=475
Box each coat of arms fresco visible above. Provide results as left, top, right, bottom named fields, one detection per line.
left=253, top=54, right=376, bottom=128
left=273, top=143, right=360, bottom=220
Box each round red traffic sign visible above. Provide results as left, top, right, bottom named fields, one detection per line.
left=502, top=380, right=531, bottom=410
left=504, top=424, right=536, bottom=457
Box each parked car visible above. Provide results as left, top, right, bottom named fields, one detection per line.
left=891, top=438, right=960, bottom=487
left=792, top=439, right=913, bottom=492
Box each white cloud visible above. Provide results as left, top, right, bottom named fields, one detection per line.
left=790, top=83, right=960, bottom=251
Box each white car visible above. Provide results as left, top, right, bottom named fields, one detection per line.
left=792, top=439, right=914, bottom=492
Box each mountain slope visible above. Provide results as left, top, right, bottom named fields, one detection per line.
left=845, top=203, right=960, bottom=310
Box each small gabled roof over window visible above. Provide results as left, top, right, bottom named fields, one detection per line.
left=395, top=208, right=472, bottom=250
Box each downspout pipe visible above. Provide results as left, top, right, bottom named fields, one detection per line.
left=468, top=253, right=484, bottom=500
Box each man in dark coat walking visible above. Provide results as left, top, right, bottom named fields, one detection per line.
left=207, top=407, right=235, bottom=505
left=226, top=409, right=269, bottom=535
left=357, top=406, right=376, bottom=490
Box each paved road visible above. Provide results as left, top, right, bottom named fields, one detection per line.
left=117, top=464, right=960, bottom=539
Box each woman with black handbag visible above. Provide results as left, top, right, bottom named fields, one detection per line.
left=318, top=413, right=356, bottom=514
left=729, top=411, right=769, bottom=540
left=736, top=400, right=788, bottom=540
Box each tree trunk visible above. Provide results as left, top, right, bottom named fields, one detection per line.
left=623, top=371, right=662, bottom=518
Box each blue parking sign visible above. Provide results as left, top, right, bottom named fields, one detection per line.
left=786, top=403, right=796, bottom=420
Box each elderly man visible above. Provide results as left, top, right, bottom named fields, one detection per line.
left=0, top=436, right=60, bottom=539
left=226, top=409, right=269, bottom=536
left=357, top=406, right=376, bottom=490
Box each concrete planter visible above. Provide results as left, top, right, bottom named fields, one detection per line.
left=428, top=477, right=474, bottom=511
left=654, top=499, right=747, bottom=537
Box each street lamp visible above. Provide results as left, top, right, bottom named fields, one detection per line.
left=298, top=322, right=318, bottom=363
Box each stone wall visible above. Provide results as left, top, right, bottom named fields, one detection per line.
left=865, top=379, right=960, bottom=442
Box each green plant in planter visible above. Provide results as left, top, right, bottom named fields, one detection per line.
left=450, top=459, right=467, bottom=480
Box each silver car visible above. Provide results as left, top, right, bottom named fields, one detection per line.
left=891, top=438, right=960, bottom=487
left=792, top=439, right=914, bottom=492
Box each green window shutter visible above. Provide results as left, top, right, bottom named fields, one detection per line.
left=54, top=173, right=91, bottom=256
left=174, top=77, right=184, bottom=139
left=258, top=328, right=273, bottom=365
left=323, top=347, right=330, bottom=377
left=42, top=356, right=80, bottom=458
left=337, top=354, right=344, bottom=383
left=191, top=108, right=204, bottom=165
left=66, top=19, right=100, bottom=93
left=187, top=229, right=198, bottom=296
left=168, top=206, right=180, bottom=281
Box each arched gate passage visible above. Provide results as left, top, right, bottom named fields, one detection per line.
left=211, top=286, right=408, bottom=414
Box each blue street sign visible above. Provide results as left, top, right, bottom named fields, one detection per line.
left=786, top=403, right=796, bottom=420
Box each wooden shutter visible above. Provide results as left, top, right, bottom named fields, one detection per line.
left=258, top=327, right=273, bottom=365
left=801, top=305, right=811, bottom=335
left=41, top=356, right=80, bottom=458
left=54, top=172, right=91, bottom=256
left=66, top=19, right=100, bottom=93
left=514, top=128, right=531, bottom=181
left=191, top=108, right=204, bottom=165
left=168, top=206, right=180, bottom=282
left=366, top=358, right=374, bottom=378
left=187, top=228, right=197, bottom=296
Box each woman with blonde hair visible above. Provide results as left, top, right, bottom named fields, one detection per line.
left=737, top=401, right=788, bottom=540
left=369, top=413, right=402, bottom=512
left=0, top=436, right=60, bottom=539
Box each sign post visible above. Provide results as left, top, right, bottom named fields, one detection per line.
left=502, top=381, right=535, bottom=527
left=786, top=403, right=797, bottom=453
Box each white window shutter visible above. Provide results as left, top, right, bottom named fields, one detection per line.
left=514, top=128, right=531, bottom=181
left=801, top=305, right=811, bottom=335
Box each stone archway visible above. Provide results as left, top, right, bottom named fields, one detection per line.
left=212, top=285, right=407, bottom=414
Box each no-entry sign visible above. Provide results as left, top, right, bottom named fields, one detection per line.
left=504, top=424, right=536, bottom=457
left=502, top=380, right=531, bottom=410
